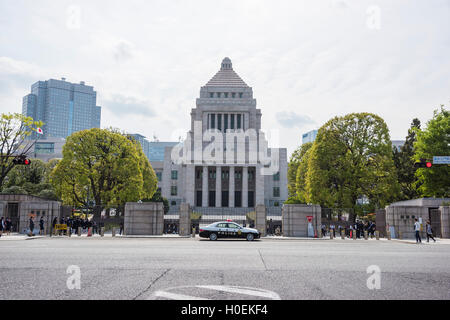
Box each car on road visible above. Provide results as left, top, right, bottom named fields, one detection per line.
left=199, top=221, right=261, bottom=241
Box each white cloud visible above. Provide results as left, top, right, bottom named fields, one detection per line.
left=0, top=0, right=449, bottom=155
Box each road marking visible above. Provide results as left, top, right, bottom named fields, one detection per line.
left=153, top=290, right=210, bottom=300
left=197, top=285, right=281, bottom=300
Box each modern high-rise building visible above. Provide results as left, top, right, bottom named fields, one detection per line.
left=22, top=78, right=101, bottom=139
left=302, top=129, right=318, bottom=144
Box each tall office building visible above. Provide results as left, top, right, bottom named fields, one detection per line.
left=22, top=78, right=101, bottom=139
left=302, top=129, right=318, bottom=144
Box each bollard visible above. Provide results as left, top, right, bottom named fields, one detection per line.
left=318, top=228, right=322, bottom=238
left=375, top=231, right=380, bottom=240
left=100, top=227, right=104, bottom=237
left=112, top=228, right=116, bottom=237
left=87, top=227, right=92, bottom=237
left=387, top=230, right=391, bottom=240
left=330, top=231, right=334, bottom=239
left=341, top=230, right=345, bottom=240
left=353, top=231, right=356, bottom=240
left=192, top=227, right=196, bottom=238
left=364, top=231, right=368, bottom=240
left=77, top=227, right=81, bottom=236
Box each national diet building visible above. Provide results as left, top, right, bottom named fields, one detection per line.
left=152, top=58, right=288, bottom=215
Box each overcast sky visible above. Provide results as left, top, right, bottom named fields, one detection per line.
left=1, top=0, right=449, bottom=155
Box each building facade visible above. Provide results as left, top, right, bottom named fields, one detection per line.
left=302, top=130, right=318, bottom=144
left=22, top=78, right=101, bottom=139
left=156, top=58, right=288, bottom=212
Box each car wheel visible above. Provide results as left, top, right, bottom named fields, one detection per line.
left=209, top=233, right=218, bottom=241
left=246, top=233, right=255, bottom=241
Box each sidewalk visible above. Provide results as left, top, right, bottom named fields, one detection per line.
left=0, top=233, right=45, bottom=241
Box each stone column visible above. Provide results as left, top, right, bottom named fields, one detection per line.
left=185, top=164, right=195, bottom=206
left=242, top=167, right=248, bottom=208
left=255, top=204, right=266, bottom=237
left=216, top=166, right=222, bottom=208
left=202, top=166, right=208, bottom=207
left=179, top=203, right=191, bottom=236
left=229, top=166, right=235, bottom=208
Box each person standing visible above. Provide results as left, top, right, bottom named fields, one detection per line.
left=0, top=217, right=4, bottom=237
left=414, top=218, right=422, bottom=244
left=29, top=216, right=35, bottom=236
left=426, top=220, right=436, bottom=243
left=39, top=217, right=45, bottom=235
left=119, top=221, right=124, bottom=235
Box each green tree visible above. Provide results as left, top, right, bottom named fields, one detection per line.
left=392, top=118, right=421, bottom=200
left=295, top=143, right=313, bottom=203
left=306, top=113, right=399, bottom=212
left=50, top=128, right=158, bottom=217
left=414, top=106, right=450, bottom=197
left=0, top=113, right=43, bottom=189
left=288, top=142, right=312, bottom=198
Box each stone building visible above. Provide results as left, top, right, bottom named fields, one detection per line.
left=156, top=58, right=288, bottom=213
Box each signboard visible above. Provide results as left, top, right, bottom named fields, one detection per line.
left=306, top=216, right=313, bottom=223
left=433, top=156, right=450, bottom=164
left=55, top=224, right=68, bottom=231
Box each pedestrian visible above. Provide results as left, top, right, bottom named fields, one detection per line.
left=426, top=220, right=436, bottom=243
left=5, top=218, right=12, bottom=235
left=119, top=221, right=124, bottom=235
left=52, top=216, right=57, bottom=235
left=39, top=216, right=45, bottom=235
left=0, top=217, right=4, bottom=237
left=29, top=216, right=35, bottom=236
left=414, top=218, right=422, bottom=244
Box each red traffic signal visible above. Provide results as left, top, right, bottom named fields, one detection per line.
left=12, top=156, right=31, bottom=166
left=414, top=159, right=432, bottom=168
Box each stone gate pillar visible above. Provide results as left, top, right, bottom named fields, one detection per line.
left=255, top=204, right=266, bottom=237
left=179, top=203, right=192, bottom=236
left=124, top=202, right=164, bottom=235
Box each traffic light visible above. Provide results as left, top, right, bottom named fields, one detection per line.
left=414, top=159, right=432, bottom=168
left=12, top=155, right=31, bottom=166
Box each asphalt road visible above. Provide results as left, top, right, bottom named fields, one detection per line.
left=1, top=237, right=449, bottom=300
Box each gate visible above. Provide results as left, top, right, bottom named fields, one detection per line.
left=429, top=208, right=441, bottom=238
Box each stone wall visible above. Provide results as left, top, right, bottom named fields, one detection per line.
left=440, top=206, right=450, bottom=239
left=124, top=202, right=164, bottom=235
left=385, top=206, right=429, bottom=239
left=179, top=203, right=191, bottom=236
left=282, top=204, right=321, bottom=237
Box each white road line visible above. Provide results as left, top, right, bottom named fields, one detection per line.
left=196, top=285, right=281, bottom=300
left=153, top=290, right=210, bottom=300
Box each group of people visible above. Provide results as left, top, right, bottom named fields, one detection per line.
left=321, top=221, right=377, bottom=239
left=0, top=217, right=13, bottom=237
left=165, top=223, right=178, bottom=234
left=414, top=219, right=436, bottom=244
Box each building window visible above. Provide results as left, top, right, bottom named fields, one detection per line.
left=273, top=187, right=280, bottom=197
left=222, top=170, right=229, bottom=179
left=209, top=92, right=214, bottom=98
left=35, top=142, right=55, bottom=154
left=273, top=172, right=280, bottom=181
left=231, top=114, right=235, bottom=129
left=209, top=170, right=216, bottom=179
left=239, top=92, right=243, bottom=98
left=217, top=92, right=221, bottom=98
left=235, top=170, right=241, bottom=179
left=211, top=114, right=215, bottom=129
left=248, top=171, right=254, bottom=180
left=217, top=114, right=222, bottom=131
left=171, top=186, right=178, bottom=196
left=156, top=172, right=162, bottom=181
left=171, top=170, right=178, bottom=180
left=232, top=92, right=236, bottom=98
left=171, top=200, right=177, bottom=206
left=237, top=114, right=241, bottom=129
left=224, top=92, right=228, bottom=98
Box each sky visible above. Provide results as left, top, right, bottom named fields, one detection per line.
left=0, top=0, right=449, bottom=156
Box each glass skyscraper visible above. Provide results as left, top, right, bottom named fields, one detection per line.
left=22, top=78, right=101, bottom=139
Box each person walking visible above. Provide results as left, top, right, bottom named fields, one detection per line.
left=39, top=216, right=45, bottom=235
left=414, top=218, right=422, bottom=244
left=426, top=220, right=436, bottom=243
left=29, top=216, right=35, bottom=236
left=119, top=221, right=124, bottom=235
left=5, top=218, right=12, bottom=235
